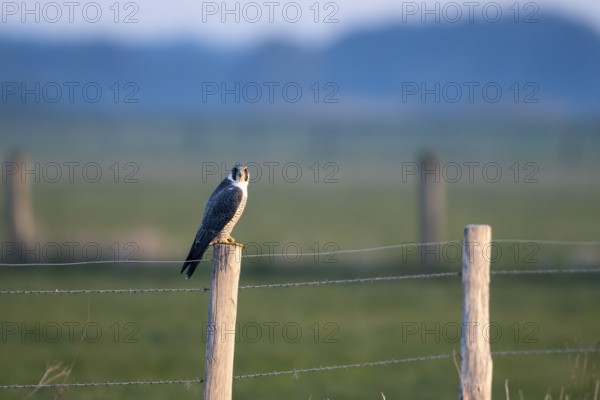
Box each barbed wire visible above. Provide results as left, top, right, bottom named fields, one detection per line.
left=491, top=268, right=600, bottom=276
left=233, top=354, right=453, bottom=380
left=235, top=347, right=600, bottom=381
left=1, top=347, right=597, bottom=390
left=2, top=240, right=597, bottom=393
left=0, top=272, right=460, bottom=295
left=0, top=287, right=210, bottom=295
left=1, top=238, right=598, bottom=267
left=492, top=347, right=600, bottom=357
left=1, top=268, right=599, bottom=296
left=0, top=378, right=203, bottom=390
left=0, top=259, right=208, bottom=267
left=238, top=272, right=459, bottom=290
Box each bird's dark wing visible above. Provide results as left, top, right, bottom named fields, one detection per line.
left=180, top=184, right=243, bottom=279
left=199, top=184, right=244, bottom=239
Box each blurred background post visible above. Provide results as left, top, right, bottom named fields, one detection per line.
left=4, top=150, right=37, bottom=263
left=419, top=150, right=446, bottom=268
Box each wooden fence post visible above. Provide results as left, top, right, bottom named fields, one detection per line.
left=204, top=244, right=242, bottom=400
left=460, top=224, right=493, bottom=400
left=419, top=151, right=446, bottom=266
left=5, top=150, right=36, bottom=262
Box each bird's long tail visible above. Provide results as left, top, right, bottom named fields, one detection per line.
left=180, top=235, right=212, bottom=279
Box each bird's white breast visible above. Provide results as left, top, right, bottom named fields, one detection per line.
left=231, top=179, right=248, bottom=197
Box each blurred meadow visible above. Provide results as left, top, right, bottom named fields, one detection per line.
left=1, top=1, right=600, bottom=399
left=2, top=114, right=599, bottom=399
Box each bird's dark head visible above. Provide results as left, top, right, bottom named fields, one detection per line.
left=231, top=163, right=250, bottom=183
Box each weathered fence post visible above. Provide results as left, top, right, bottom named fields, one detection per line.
left=419, top=151, right=446, bottom=266
left=5, top=150, right=36, bottom=262
left=204, top=244, right=242, bottom=400
left=460, top=224, right=493, bottom=400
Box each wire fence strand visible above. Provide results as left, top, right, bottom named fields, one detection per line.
left=494, top=239, right=600, bottom=246
left=2, top=239, right=598, bottom=392
left=491, top=268, right=600, bottom=276
left=0, top=272, right=460, bottom=295
left=232, top=354, right=453, bottom=381
left=2, top=268, right=600, bottom=296
left=0, top=241, right=460, bottom=267
left=1, top=238, right=599, bottom=267
left=238, top=272, right=460, bottom=290
left=234, top=347, right=600, bottom=381
left=0, top=287, right=210, bottom=295
left=1, top=347, right=597, bottom=390
left=0, top=378, right=204, bottom=390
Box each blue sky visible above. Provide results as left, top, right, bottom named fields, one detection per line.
left=1, top=0, right=599, bottom=47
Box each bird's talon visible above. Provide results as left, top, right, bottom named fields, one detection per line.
left=212, top=239, right=244, bottom=248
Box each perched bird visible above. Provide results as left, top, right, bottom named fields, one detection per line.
left=180, top=163, right=249, bottom=278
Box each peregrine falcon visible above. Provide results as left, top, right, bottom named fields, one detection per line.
left=180, top=163, right=249, bottom=279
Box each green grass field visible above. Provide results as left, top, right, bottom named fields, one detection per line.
left=1, top=266, right=599, bottom=399
left=1, top=180, right=599, bottom=399
left=1, top=118, right=600, bottom=398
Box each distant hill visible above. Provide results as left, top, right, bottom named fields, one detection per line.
left=1, top=14, right=599, bottom=114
